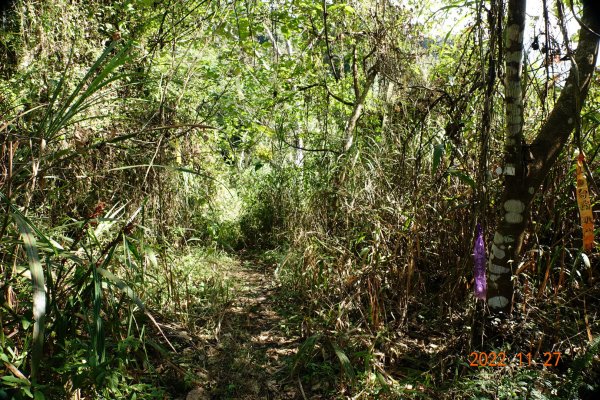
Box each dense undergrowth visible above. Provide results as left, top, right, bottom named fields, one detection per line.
left=1, top=0, right=599, bottom=399
left=260, top=153, right=600, bottom=398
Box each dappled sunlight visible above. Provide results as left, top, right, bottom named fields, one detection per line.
left=1, top=0, right=599, bottom=398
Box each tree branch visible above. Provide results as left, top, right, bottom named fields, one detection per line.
left=529, top=1, right=600, bottom=186
left=280, top=137, right=340, bottom=154
left=322, top=0, right=340, bottom=81
left=343, top=65, right=378, bottom=152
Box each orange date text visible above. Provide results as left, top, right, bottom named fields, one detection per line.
left=468, top=352, right=561, bottom=367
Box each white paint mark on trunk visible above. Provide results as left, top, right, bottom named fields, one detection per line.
left=492, top=244, right=506, bottom=259
left=493, top=232, right=504, bottom=245
left=504, top=199, right=525, bottom=213
left=505, top=212, right=523, bottom=223
left=506, top=51, right=523, bottom=63
left=488, top=296, right=509, bottom=309
left=489, top=263, right=510, bottom=274
left=507, top=23, right=523, bottom=43
left=504, top=200, right=525, bottom=224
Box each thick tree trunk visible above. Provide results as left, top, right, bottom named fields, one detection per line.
left=487, top=1, right=600, bottom=313
left=486, top=0, right=527, bottom=313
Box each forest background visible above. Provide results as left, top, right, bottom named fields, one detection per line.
left=0, top=0, right=599, bottom=398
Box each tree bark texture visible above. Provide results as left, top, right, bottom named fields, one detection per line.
left=487, top=0, right=600, bottom=313
left=343, top=67, right=378, bottom=152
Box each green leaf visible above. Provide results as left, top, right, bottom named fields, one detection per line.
left=292, top=334, right=320, bottom=374
left=432, top=143, right=445, bottom=174
left=43, top=40, right=133, bottom=141
left=447, top=168, right=475, bottom=189
left=96, top=267, right=146, bottom=311
left=583, top=110, right=600, bottom=124
left=12, top=212, right=46, bottom=382
left=21, top=318, right=32, bottom=330
left=145, top=247, right=158, bottom=267
left=23, top=387, right=34, bottom=398
left=580, top=253, right=591, bottom=269
left=1, top=375, right=30, bottom=384
left=0, top=191, right=62, bottom=254
left=376, top=371, right=388, bottom=388
left=329, top=3, right=356, bottom=14
left=331, top=342, right=355, bottom=381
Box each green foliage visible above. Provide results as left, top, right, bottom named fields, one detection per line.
left=432, top=142, right=445, bottom=175
left=1, top=0, right=599, bottom=398
left=12, top=212, right=46, bottom=383
left=565, top=336, right=600, bottom=398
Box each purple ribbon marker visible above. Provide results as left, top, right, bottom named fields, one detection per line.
left=473, top=223, right=487, bottom=300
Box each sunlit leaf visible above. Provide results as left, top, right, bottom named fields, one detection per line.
left=12, top=213, right=46, bottom=382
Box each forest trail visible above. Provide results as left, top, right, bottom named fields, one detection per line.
left=181, top=255, right=304, bottom=400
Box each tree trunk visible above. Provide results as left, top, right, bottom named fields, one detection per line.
left=487, top=0, right=600, bottom=313
left=343, top=66, right=377, bottom=152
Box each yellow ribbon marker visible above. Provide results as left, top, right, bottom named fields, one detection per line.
left=576, top=153, right=595, bottom=251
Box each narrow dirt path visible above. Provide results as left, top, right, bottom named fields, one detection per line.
left=182, top=257, right=304, bottom=400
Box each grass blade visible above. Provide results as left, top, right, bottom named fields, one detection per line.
left=96, top=267, right=145, bottom=311
left=331, top=341, right=355, bottom=381
left=12, top=212, right=46, bottom=382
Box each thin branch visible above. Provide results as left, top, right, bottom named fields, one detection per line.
left=143, top=123, right=217, bottom=132
left=279, top=136, right=340, bottom=154
left=569, top=0, right=600, bottom=38
left=325, top=84, right=354, bottom=107
left=296, top=82, right=354, bottom=107
left=343, top=65, right=378, bottom=152
left=263, top=23, right=281, bottom=57
left=322, top=0, right=340, bottom=81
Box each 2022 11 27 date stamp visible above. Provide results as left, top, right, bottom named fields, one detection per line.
left=468, top=351, right=562, bottom=367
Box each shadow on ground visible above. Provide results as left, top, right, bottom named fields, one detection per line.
left=176, top=258, right=305, bottom=399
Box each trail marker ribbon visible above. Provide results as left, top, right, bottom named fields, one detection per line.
left=576, top=153, right=595, bottom=252
left=473, top=223, right=487, bottom=300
